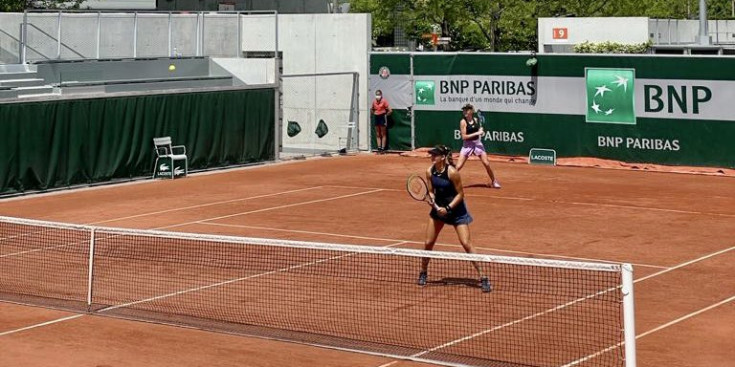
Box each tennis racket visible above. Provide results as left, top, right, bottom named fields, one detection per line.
left=407, top=173, right=447, bottom=213
left=406, top=174, right=433, bottom=205
left=477, top=109, right=485, bottom=132
left=407, top=174, right=451, bottom=217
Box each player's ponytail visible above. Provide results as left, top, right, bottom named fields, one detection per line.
left=438, top=145, right=455, bottom=167
left=462, top=103, right=474, bottom=121
left=446, top=153, right=455, bottom=168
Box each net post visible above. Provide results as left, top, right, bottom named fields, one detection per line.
left=236, top=12, right=242, bottom=58
left=622, top=263, right=637, bottom=367
left=195, top=12, right=201, bottom=56
left=365, top=19, right=372, bottom=152
left=355, top=71, right=360, bottom=150
left=86, top=228, right=96, bottom=311
left=21, top=11, right=28, bottom=64
left=96, top=12, right=101, bottom=59
left=56, top=11, right=62, bottom=59
left=168, top=12, right=173, bottom=57
left=133, top=12, right=138, bottom=58
left=197, top=12, right=207, bottom=56
left=409, top=53, right=415, bottom=150
left=274, top=11, right=279, bottom=67
left=274, top=12, right=281, bottom=161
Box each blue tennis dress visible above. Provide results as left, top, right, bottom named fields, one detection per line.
left=429, top=166, right=473, bottom=225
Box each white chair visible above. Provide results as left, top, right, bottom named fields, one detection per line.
left=152, top=137, right=188, bottom=179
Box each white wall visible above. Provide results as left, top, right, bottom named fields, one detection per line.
left=211, top=58, right=276, bottom=85
left=538, top=17, right=650, bottom=53
left=539, top=17, right=735, bottom=52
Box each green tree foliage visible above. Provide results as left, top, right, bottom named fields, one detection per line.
left=1, top=0, right=85, bottom=12
left=0, top=0, right=24, bottom=11
left=351, top=0, right=735, bottom=51
left=574, top=40, right=653, bottom=54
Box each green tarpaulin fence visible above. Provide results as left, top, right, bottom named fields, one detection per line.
left=0, top=88, right=275, bottom=194
left=370, top=53, right=735, bottom=168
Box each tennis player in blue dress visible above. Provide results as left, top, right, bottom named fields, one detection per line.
left=419, top=145, right=491, bottom=293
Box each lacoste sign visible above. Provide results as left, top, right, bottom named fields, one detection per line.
left=529, top=148, right=556, bottom=165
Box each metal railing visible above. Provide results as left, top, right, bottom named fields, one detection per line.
left=20, top=10, right=278, bottom=63
left=650, top=19, right=735, bottom=46
left=0, top=27, right=23, bottom=64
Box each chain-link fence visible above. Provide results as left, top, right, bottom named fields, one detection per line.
left=20, top=10, right=277, bottom=63
left=202, top=13, right=240, bottom=58
left=280, top=72, right=359, bottom=157
left=0, top=13, right=23, bottom=64
left=170, top=13, right=199, bottom=57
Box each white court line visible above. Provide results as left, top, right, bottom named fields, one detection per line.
left=635, top=245, right=735, bottom=283
left=158, top=188, right=384, bottom=230
left=0, top=156, right=310, bottom=203
left=6, top=187, right=323, bottom=233
left=0, top=242, right=75, bottom=259
left=0, top=227, right=91, bottom=259
left=90, top=186, right=324, bottom=225
left=0, top=314, right=84, bottom=337
left=373, top=245, right=735, bottom=367
left=0, top=186, right=349, bottom=259
left=1, top=187, right=384, bottom=304
left=0, top=241, right=410, bottom=337
left=324, top=185, right=735, bottom=218
left=327, top=184, right=534, bottom=202
left=562, top=295, right=735, bottom=367
left=1, top=184, right=730, bottom=361
left=636, top=295, right=735, bottom=339
left=0, top=186, right=327, bottom=258
left=0, top=190, right=393, bottom=337
left=199, top=222, right=670, bottom=270
left=557, top=245, right=735, bottom=366
left=96, top=240, right=408, bottom=313
left=1, top=187, right=390, bottom=334
left=560, top=200, right=735, bottom=218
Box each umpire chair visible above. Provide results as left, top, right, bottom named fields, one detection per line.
left=152, top=137, right=188, bottom=179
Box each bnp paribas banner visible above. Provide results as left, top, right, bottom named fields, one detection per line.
left=411, top=71, right=735, bottom=122
left=370, top=53, right=735, bottom=168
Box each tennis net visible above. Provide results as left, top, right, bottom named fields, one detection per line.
left=0, top=216, right=635, bottom=367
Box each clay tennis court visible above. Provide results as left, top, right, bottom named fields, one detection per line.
left=0, top=154, right=733, bottom=367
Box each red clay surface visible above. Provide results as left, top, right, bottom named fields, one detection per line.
left=1, top=154, right=733, bottom=367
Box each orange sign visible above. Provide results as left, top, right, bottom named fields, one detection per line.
left=421, top=33, right=439, bottom=45
left=553, top=28, right=568, bottom=40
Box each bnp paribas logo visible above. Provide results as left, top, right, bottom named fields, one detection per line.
left=585, top=68, right=636, bottom=125
left=415, top=80, right=435, bottom=105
